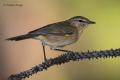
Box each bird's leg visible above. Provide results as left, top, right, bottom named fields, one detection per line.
left=54, top=48, right=71, bottom=52
left=51, top=47, right=73, bottom=52
left=42, top=43, right=47, bottom=62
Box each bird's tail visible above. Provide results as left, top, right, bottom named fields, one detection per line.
left=6, top=34, right=36, bottom=41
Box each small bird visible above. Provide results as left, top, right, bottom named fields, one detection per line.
left=6, top=16, right=95, bottom=61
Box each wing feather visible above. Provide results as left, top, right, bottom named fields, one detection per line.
left=28, top=21, right=76, bottom=36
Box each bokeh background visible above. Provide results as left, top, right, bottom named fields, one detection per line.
left=0, top=0, right=120, bottom=80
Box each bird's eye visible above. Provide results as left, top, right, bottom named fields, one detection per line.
left=78, top=20, right=85, bottom=22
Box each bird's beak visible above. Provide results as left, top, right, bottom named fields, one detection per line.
left=88, top=21, right=96, bottom=24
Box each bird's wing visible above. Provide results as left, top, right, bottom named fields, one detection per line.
left=28, top=21, right=76, bottom=36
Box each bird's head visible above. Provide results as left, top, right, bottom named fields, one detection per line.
left=68, top=16, right=95, bottom=27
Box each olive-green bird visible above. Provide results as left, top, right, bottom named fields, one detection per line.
left=6, top=16, right=95, bottom=61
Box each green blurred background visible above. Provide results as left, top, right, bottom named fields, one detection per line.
left=0, top=0, right=120, bottom=80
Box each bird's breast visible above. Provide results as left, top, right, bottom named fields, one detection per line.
left=34, top=32, right=79, bottom=48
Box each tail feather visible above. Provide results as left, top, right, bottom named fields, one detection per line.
left=6, top=34, right=36, bottom=41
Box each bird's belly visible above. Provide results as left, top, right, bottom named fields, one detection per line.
left=35, top=34, right=78, bottom=48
